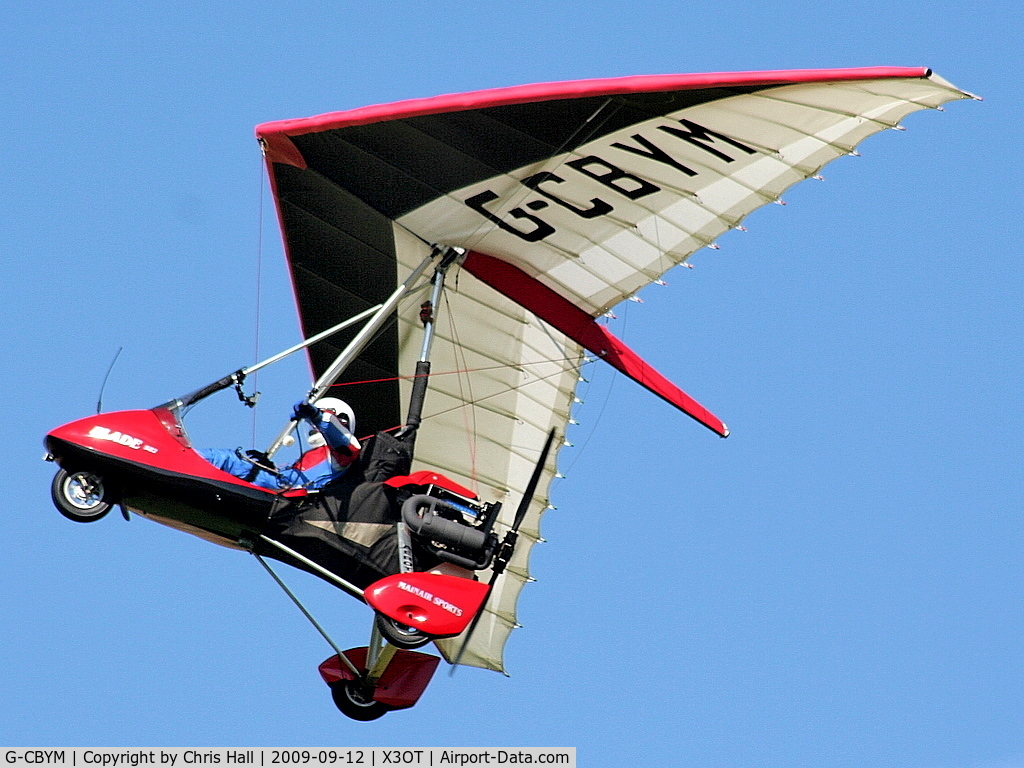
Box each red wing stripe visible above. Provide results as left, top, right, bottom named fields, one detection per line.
left=462, top=251, right=729, bottom=437
left=256, top=67, right=931, bottom=153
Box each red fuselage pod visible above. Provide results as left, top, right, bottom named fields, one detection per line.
left=365, top=572, right=490, bottom=639
left=44, top=407, right=300, bottom=548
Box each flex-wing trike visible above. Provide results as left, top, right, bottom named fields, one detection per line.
left=43, top=68, right=974, bottom=720
left=43, top=248, right=555, bottom=720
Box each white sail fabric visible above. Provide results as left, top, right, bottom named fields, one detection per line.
left=388, top=73, right=971, bottom=672
left=389, top=229, right=575, bottom=671
left=397, top=74, right=972, bottom=317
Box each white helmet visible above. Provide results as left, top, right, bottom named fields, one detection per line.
left=314, top=397, right=355, bottom=433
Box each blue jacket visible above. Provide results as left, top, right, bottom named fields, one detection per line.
left=200, top=407, right=360, bottom=490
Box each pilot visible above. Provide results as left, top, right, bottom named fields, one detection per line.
left=199, top=397, right=361, bottom=490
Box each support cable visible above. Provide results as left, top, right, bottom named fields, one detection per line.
left=253, top=552, right=361, bottom=677
left=252, top=154, right=267, bottom=448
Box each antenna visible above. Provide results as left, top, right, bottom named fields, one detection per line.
left=96, top=347, right=124, bottom=414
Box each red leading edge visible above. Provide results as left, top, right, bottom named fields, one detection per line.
left=255, top=67, right=933, bottom=165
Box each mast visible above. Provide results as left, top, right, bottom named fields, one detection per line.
left=396, top=246, right=462, bottom=446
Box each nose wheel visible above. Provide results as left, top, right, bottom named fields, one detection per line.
left=51, top=469, right=115, bottom=523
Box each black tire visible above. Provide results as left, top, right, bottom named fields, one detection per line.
left=51, top=469, right=114, bottom=523
left=375, top=613, right=431, bottom=649
left=330, top=679, right=390, bottom=721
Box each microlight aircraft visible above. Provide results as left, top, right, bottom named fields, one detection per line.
left=44, top=68, right=973, bottom=719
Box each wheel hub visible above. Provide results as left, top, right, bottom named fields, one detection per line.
left=65, top=473, right=105, bottom=510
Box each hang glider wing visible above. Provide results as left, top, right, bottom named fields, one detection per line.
left=257, top=67, right=973, bottom=672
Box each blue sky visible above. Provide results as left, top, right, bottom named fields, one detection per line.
left=2, top=1, right=1021, bottom=766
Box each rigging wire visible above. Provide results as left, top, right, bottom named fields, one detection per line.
left=251, top=152, right=267, bottom=448
left=331, top=355, right=596, bottom=449
left=561, top=301, right=630, bottom=481
left=555, top=312, right=626, bottom=483
left=441, top=289, right=479, bottom=488
left=392, top=97, right=621, bottom=254
left=324, top=355, right=588, bottom=390
left=467, top=98, right=620, bottom=252
left=404, top=358, right=594, bottom=430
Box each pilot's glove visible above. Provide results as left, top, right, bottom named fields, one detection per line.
left=292, top=400, right=321, bottom=423
left=243, top=449, right=277, bottom=472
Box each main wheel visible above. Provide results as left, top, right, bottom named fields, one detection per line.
left=375, top=613, right=431, bottom=649
left=330, top=679, right=391, bottom=721
left=51, top=469, right=114, bottom=523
